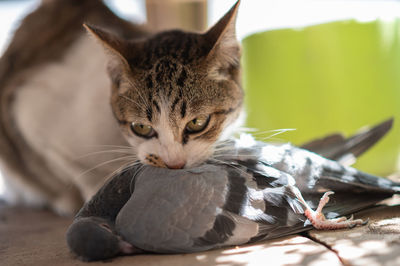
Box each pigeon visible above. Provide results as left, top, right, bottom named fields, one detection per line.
left=66, top=119, right=399, bottom=261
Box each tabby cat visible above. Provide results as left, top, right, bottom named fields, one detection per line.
left=0, top=0, right=243, bottom=215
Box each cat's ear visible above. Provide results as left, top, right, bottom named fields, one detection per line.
left=204, top=0, right=240, bottom=68
left=83, top=24, right=132, bottom=67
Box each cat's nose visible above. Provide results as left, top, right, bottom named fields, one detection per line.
left=166, top=162, right=186, bottom=169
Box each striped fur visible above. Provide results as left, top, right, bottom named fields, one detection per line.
left=88, top=1, right=243, bottom=168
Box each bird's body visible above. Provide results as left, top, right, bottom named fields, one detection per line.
left=115, top=138, right=399, bottom=253
left=67, top=119, right=399, bottom=261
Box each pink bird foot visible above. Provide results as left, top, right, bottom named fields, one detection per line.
left=289, top=187, right=368, bottom=230
left=304, top=191, right=368, bottom=229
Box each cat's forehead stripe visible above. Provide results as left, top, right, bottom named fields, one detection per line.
left=145, top=75, right=153, bottom=89
left=181, top=101, right=187, bottom=118
left=146, top=107, right=153, bottom=122
left=167, top=84, right=173, bottom=98
left=147, top=91, right=153, bottom=103
left=176, top=69, right=187, bottom=87
left=153, top=100, right=160, bottom=113
left=171, top=97, right=180, bottom=112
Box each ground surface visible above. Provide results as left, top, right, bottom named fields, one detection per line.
left=1, top=196, right=400, bottom=266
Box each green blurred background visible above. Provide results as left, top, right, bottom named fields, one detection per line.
left=242, top=20, right=400, bottom=176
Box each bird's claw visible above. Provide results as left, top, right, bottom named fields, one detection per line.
left=304, top=191, right=368, bottom=230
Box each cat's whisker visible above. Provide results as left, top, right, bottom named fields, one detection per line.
left=235, top=127, right=259, bottom=133
left=119, top=94, right=144, bottom=110
left=212, top=151, right=237, bottom=156
left=259, top=137, right=287, bottom=143
left=213, top=144, right=236, bottom=150
left=245, top=128, right=296, bottom=136
left=213, top=145, right=234, bottom=151
left=234, top=129, right=295, bottom=142
left=74, top=149, right=136, bottom=160
left=259, top=136, right=288, bottom=142
left=129, top=163, right=147, bottom=193
left=212, top=146, right=238, bottom=153
left=212, top=154, right=258, bottom=160
left=208, top=158, right=249, bottom=176
left=103, top=160, right=142, bottom=183
left=78, top=155, right=138, bottom=178
left=216, top=138, right=235, bottom=143
left=214, top=140, right=235, bottom=147
left=212, top=151, right=237, bottom=157
left=124, top=78, right=151, bottom=110
left=85, top=144, right=134, bottom=149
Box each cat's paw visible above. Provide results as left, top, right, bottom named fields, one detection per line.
left=66, top=217, right=142, bottom=261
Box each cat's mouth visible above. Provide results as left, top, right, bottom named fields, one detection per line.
left=144, top=154, right=186, bottom=169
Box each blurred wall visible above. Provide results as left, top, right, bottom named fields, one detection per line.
left=146, top=0, right=207, bottom=32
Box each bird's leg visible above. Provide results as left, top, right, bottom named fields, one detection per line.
left=98, top=222, right=143, bottom=255
left=289, top=186, right=368, bottom=230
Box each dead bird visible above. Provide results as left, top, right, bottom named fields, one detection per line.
left=66, top=119, right=400, bottom=261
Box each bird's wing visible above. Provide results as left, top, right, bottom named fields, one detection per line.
left=218, top=136, right=400, bottom=195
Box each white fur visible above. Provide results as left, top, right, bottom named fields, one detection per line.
left=12, top=35, right=129, bottom=202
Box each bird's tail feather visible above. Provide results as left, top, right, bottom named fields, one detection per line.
left=301, top=118, right=393, bottom=165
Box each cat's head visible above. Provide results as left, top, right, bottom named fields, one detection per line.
left=85, top=1, right=243, bottom=169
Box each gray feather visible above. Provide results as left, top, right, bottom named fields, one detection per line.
left=115, top=165, right=231, bottom=253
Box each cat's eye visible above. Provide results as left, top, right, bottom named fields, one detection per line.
left=185, top=115, right=210, bottom=133
left=131, top=123, right=156, bottom=138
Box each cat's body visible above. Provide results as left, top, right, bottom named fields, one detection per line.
left=0, top=0, right=243, bottom=215
left=8, top=34, right=127, bottom=212
left=0, top=0, right=142, bottom=214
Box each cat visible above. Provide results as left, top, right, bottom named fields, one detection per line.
left=0, top=0, right=243, bottom=215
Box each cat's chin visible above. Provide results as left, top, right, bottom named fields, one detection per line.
left=182, top=159, right=209, bottom=169
left=139, top=160, right=207, bottom=169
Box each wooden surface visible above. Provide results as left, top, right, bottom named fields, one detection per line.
left=309, top=196, right=400, bottom=266
left=1, top=196, right=399, bottom=266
